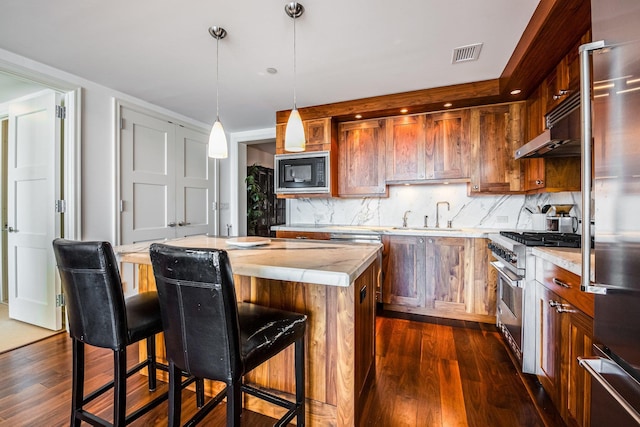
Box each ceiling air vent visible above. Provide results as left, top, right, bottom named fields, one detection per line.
left=451, top=43, right=483, bottom=64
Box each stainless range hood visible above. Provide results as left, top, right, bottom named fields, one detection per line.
left=515, top=92, right=581, bottom=159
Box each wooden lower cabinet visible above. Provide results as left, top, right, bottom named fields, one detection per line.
left=381, top=234, right=426, bottom=307
left=535, top=259, right=593, bottom=427
left=382, top=236, right=496, bottom=323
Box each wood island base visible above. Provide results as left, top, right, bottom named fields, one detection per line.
left=135, top=261, right=378, bottom=427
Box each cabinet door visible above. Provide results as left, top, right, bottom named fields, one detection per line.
left=305, top=118, right=332, bottom=152
left=424, top=110, right=470, bottom=180
left=426, top=237, right=465, bottom=312
left=469, top=103, right=525, bottom=193
left=385, top=115, right=426, bottom=182
left=338, top=119, right=387, bottom=196
left=537, top=283, right=563, bottom=407
left=564, top=306, right=593, bottom=427
left=525, top=88, right=547, bottom=191
left=276, top=118, right=333, bottom=154
left=382, top=235, right=426, bottom=307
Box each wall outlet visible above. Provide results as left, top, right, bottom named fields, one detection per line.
left=497, top=216, right=509, bottom=223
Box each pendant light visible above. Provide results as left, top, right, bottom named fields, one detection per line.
left=208, top=26, right=228, bottom=158
left=284, top=2, right=306, bottom=152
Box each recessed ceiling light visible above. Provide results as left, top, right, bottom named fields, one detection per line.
left=444, top=103, right=453, bottom=108
left=510, top=89, right=522, bottom=95
left=400, top=108, right=408, bottom=114
left=355, top=114, right=362, bottom=119
left=266, top=67, right=278, bottom=74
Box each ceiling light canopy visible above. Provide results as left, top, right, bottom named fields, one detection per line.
left=208, top=26, right=228, bottom=159
left=284, top=2, right=306, bottom=152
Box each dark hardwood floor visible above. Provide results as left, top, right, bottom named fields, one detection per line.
left=0, top=313, right=561, bottom=426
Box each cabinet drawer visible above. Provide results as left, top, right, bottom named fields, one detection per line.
left=276, top=230, right=331, bottom=240
left=536, top=258, right=594, bottom=317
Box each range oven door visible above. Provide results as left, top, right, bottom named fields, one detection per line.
left=491, top=261, right=524, bottom=363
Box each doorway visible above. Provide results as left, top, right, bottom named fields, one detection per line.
left=0, top=70, right=80, bottom=348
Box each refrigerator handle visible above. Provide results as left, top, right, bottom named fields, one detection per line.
left=579, top=40, right=608, bottom=295
left=579, top=357, right=640, bottom=425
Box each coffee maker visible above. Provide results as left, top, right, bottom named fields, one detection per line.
left=546, top=204, right=578, bottom=233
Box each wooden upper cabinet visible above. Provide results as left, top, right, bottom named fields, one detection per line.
left=385, top=110, right=470, bottom=184
left=304, top=118, right=333, bottom=152
left=275, top=117, right=334, bottom=154
left=338, top=119, right=388, bottom=197
left=385, top=115, right=426, bottom=182
left=469, top=102, right=526, bottom=193
left=425, top=110, right=470, bottom=180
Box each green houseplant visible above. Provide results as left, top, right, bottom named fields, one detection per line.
left=245, top=164, right=268, bottom=236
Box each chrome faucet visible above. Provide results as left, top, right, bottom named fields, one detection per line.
left=436, top=201, right=450, bottom=228
left=402, top=210, right=411, bottom=227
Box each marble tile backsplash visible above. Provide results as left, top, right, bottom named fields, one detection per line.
left=288, top=183, right=582, bottom=231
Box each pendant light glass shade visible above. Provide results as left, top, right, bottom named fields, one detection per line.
left=208, top=26, right=228, bottom=159
left=285, top=108, right=305, bottom=152
left=284, top=2, right=306, bottom=152
left=208, top=120, right=228, bottom=158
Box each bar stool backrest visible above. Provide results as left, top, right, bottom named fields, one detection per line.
left=52, top=239, right=128, bottom=350
left=149, top=244, right=242, bottom=383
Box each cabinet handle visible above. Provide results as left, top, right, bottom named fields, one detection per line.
left=473, top=185, right=479, bottom=190
left=552, top=278, right=571, bottom=288
left=549, top=300, right=561, bottom=308
left=536, top=180, right=544, bottom=185
left=167, top=222, right=177, bottom=227
left=295, top=236, right=308, bottom=239
left=556, top=305, right=576, bottom=314
left=177, top=221, right=191, bottom=227
left=553, top=89, right=569, bottom=100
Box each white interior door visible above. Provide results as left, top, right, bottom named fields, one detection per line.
left=7, top=90, right=62, bottom=330
left=175, top=126, right=214, bottom=237
left=120, top=106, right=176, bottom=244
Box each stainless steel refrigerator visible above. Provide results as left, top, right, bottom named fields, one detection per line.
left=580, top=0, right=640, bottom=425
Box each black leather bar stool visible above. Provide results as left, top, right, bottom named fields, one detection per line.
left=52, top=239, right=202, bottom=426
left=150, top=243, right=307, bottom=427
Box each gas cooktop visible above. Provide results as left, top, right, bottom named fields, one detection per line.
left=499, top=231, right=582, bottom=248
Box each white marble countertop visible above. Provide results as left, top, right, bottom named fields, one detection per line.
left=531, top=247, right=594, bottom=279
left=272, top=223, right=509, bottom=238
left=114, top=235, right=382, bottom=288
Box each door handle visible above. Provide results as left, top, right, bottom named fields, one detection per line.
left=167, top=222, right=177, bottom=227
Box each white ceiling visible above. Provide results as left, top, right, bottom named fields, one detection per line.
left=0, top=0, right=539, bottom=133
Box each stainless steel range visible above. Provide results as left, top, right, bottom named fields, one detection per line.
left=488, top=231, right=582, bottom=374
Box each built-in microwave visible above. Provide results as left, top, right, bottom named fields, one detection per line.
left=274, top=151, right=330, bottom=194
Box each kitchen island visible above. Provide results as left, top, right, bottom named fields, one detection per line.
left=115, top=235, right=382, bottom=427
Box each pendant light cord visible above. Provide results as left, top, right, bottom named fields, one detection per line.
left=292, top=6, right=297, bottom=109
left=216, top=35, right=221, bottom=121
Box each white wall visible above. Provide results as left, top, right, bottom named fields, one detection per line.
left=0, top=48, right=212, bottom=242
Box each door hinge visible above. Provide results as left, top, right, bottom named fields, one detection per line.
left=56, top=294, right=65, bottom=307
left=56, top=105, right=66, bottom=119
left=55, top=199, right=66, bottom=213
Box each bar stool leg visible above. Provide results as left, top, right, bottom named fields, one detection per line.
left=71, top=339, right=84, bottom=427
left=113, top=348, right=127, bottom=426
left=168, top=361, right=183, bottom=427
left=146, top=335, right=157, bottom=391
left=295, top=337, right=306, bottom=427
left=226, top=380, right=242, bottom=427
